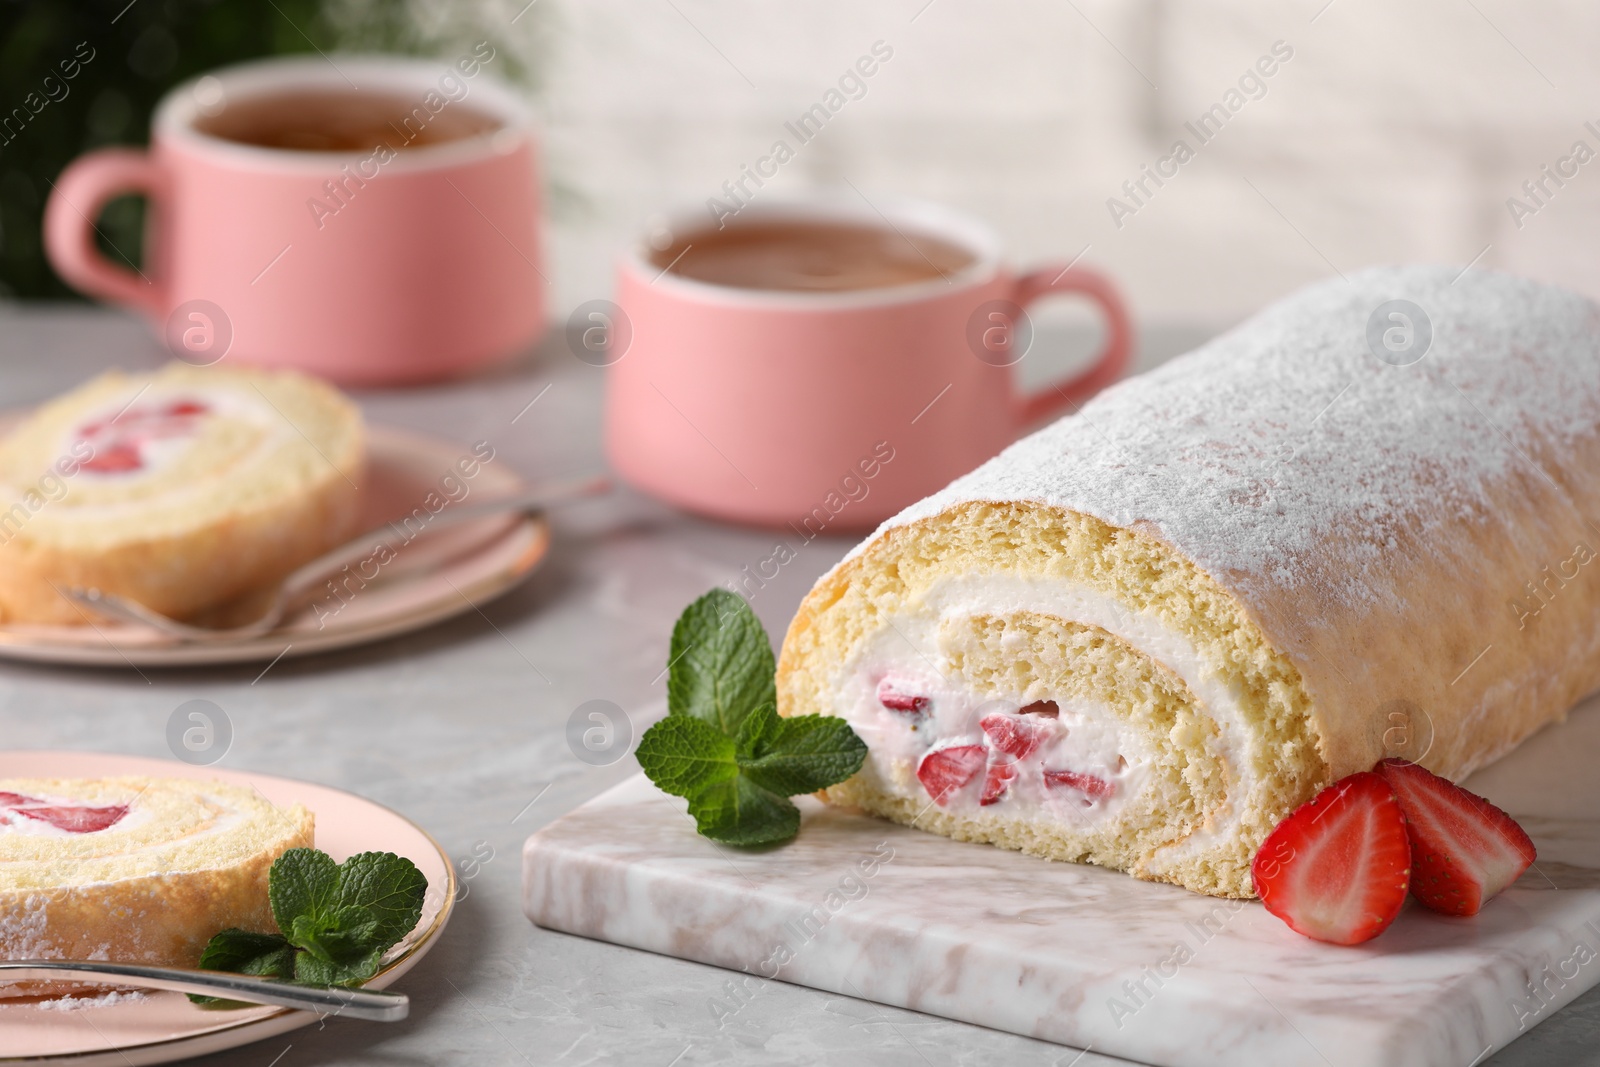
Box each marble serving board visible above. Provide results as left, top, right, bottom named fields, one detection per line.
left=522, top=697, right=1600, bottom=1067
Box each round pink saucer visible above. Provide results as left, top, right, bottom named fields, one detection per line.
left=0, top=423, right=549, bottom=668
left=0, top=751, right=454, bottom=1065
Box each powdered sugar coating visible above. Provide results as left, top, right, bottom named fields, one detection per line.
left=854, top=265, right=1600, bottom=627
left=30, top=989, right=147, bottom=1011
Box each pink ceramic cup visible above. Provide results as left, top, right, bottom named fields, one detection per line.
left=44, top=55, right=544, bottom=385
left=605, top=200, right=1132, bottom=532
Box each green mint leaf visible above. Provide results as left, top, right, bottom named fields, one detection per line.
left=328, top=852, right=428, bottom=956
left=734, top=700, right=778, bottom=754
left=196, top=929, right=295, bottom=975
left=686, top=775, right=800, bottom=846
left=275, top=850, right=425, bottom=967
left=188, top=929, right=295, bottom=1006
left=645, top=590, right=870, bottom=849
left=289, top=907, right=380, bottom=965
left=736, top=707, right=869, bottom=797
left=667, top=589, right=775, bottom=737
left=638, top=712, right=800, bottom=846
left=268, top=848, right=339, bottom=935
left=635, top=715, right=738, bottom=798
left=200, top=847, right=430, bottom=1006
left=294, top=947, right=383, bottom=988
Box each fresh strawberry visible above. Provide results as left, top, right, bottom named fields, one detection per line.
left=916, top=745, right=985, bottom=805
left=1252, top=771, right=1411, bottom=945
left=1374, top=758, right=1535, bottom=916
left=980, top=713, right=1052, bottom=759
left=980, top=757, right=1016, bottom=805
left=877, top=680, right=929, bottom=714
left=15, top=804, right=129, bottom=834
left=1019, top=699, right=1059, bottom=717
left=1043, top=768, right=1114, bottom=800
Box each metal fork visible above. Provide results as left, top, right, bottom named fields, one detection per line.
left=62, top=474, right=611, bottom=643
left=0, top=960, right=407, bottom=1021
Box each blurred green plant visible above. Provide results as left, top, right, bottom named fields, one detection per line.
left=0, top=0, right=549, bottom=300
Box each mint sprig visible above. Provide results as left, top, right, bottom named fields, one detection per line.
left=636, top=589, right=867, bottom=846
left=191, top=848, right=427, bottom=1006
left=665, top=586, right=777, bottom=735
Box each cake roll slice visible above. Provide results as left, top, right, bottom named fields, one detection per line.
left=777, top=265, right=1600, bottom=898
left=0, top=776, right=312, bottom=994
left=0, top=362, right=364, bottom=625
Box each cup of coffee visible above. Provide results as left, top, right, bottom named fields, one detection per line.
left=602, top=199, right=1131, bottom=530
left=44, top=53, right=543, bottom=385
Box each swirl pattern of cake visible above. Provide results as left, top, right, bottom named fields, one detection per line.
left=777, top=265, right=1600, bottom=898
left=0, top=776, right=312, bottom=993
left=0, top=362, right=364, bottom=625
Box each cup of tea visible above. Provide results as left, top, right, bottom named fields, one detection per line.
left=602, top=199, right=1132, bottom=531
left=44, top=53, right=544, bottom=385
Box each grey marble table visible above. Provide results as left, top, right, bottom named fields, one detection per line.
left=0, top=305, right=1593, bottom=1067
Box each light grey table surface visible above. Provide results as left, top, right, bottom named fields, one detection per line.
left=0, top=306, right=1594, bottom=1067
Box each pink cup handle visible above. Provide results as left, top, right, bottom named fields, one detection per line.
left=44, top=148, right=165, bottom=316
left=1010, top=265, right=1133, bottom=426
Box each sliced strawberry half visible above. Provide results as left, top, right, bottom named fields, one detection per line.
left=980, top=712, right=1053, bottom=759
left=876, top=679, right=929, bottom=714
left=916, top=745, right=985, bottom=806
left=1375, top=758, right=1535, bottom=916
left=1252, top=771, right=1411, bottom=945
left=1043, top=768, right=1114, bottom=800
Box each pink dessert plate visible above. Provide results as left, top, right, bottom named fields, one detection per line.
left=0, top=750, right=454, bottom=1065
left=0, top=421, right=549, bottom=668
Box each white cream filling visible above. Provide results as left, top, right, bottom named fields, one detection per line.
left=0, top=799, right=148, bottom=839
left=57, top=386, right=289, bottom=490
left=840, top=627, right=1150, bottom=821
left=0, top=793, right=247, bottom=859
left=832, top=574, right=1256, bottom=868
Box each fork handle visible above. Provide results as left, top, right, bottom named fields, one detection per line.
left=281, top=473, right=613, bottom=603
left=0, top=960, right=407, bottom=1021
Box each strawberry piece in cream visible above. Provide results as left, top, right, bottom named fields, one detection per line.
left=980, top=756, right=1018, bottom=806
left=877, top=678, right=930, bottom=714
left=1043, top=768, right=1115, bottom=801
left=16, top=804, right=130, bottom=833
left=916, top=745, right=986, bottom=805
left=980, top=712, right=1055, bottom=760
left=77, top=399, right=211, bottom=474
left=0, top=791, right=130, bottom=833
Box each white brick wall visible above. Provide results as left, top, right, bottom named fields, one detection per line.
left=501, top=0, right=1600, bottom=326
